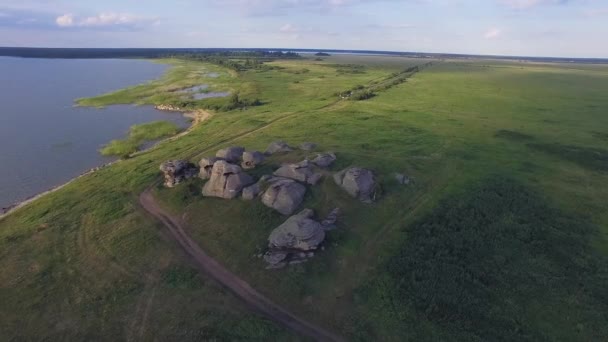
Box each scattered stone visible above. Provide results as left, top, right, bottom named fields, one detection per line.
left=202, top=161, right=254, bottom=199
left=261, top=177, right=306, bottom=215
left=321, top=208, right=341, bottom=230
left=160, top=160, right=198, bottom=188
left=394, top=173, right=411, bottom=185
left=155, top=104, right=182, bottom=112
left=268, top=209, right=326, bottom=251
left=265, top=141, right=293, bottom=155
left=199, top=157, right=223, bottom=180
left=273, top=160, right=323, bottom=185
left=241, top=151, right=265, bottom=169
left=311, top=152, right=337, bottom=168
left=333, top=167, right=378, bottom=203
left=263, top=251, right=288, bottom=265
left=299, top=142, right=318, bottom=151
left=216, top=146, right=245, bottom=163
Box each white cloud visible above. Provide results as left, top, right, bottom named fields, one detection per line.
left=484, top=27, right=502, bottom=39
left=499, top=0, right=574, bottom=10
left=279, top=23, right=297, bottom=32
left=55, top=13, right=74, bottom=27
left=55, top=12, right=158, bottom=28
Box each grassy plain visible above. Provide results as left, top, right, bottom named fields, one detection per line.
left=1, top=54, right=608, bottom=340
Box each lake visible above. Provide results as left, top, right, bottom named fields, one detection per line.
left=0, top=57, right=189, bottom=210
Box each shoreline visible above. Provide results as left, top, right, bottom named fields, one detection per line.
left=0, top=108, right=211, bottom=220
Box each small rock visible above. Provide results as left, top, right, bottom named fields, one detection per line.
left=394, top=173, right=411, bottom=185
left=265, top=141, right=293, bottom=155
left=241, top=151, right=265, bottom=169
left=300, top=142, right=318, bottom=151
left=263, top=251, right=288, bottom=265
left=242, top=183, right=261, bottom=200
left=216, top=146, right=245, bottom=163
left=321, top=208, right=341, bottom=230
left=334, top=167, right=378, bottom=203
left=311, top=152, right=337, bottom=168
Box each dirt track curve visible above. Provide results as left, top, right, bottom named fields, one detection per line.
left=139, top=189, right=344, bottom=342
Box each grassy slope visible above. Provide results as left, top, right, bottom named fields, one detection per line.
left=1, top=56, right=607, bottom=340
left=100, top=121, right=180, bottom=157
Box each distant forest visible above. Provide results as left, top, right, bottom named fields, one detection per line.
left=0, top=47, right=607, bottom=64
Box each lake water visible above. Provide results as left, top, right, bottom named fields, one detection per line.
left=0, top=57, right=189, bottom=210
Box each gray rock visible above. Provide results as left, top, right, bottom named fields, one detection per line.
left=241, top=151, right=265, bottom=169
left=202, top=161, right=254, bottom=199
left=268, top=209, right=326, bottom=251
left=242, top=183, right=261, bottom=200
left=299, top=142, right=317, bottom=151
left=334, top=167, right=378, bottom=203
left=265, top=141, right=293, bottom=155
left=216, top=146, right=245, bottom=163
left=160, top=160, right=198, bottom=188
left=199, top=157, right=223, bottom=180
left=312, top=152, right=337, bottom=168
left=263, top=251, right=288, bottom=265
left=261, top=177, right=306, bottom=215
left=395, top=173, right=411, bottom=185
left=321, top=208, right=341, bottom=230
left=273, top=160, right=322, bottom=185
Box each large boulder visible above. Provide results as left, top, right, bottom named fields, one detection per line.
left=273, top=160, right=322, bottom=185
left=265, top=141, right=293, bottom=155
left=311, top=152, right=337, bottom=168
left=202, top=161, right=254, bottom=199
left=268, top=209, right=326, bottom=251
left=199, top=157, right=223, bottom=180
left=160, top=160, right=198, bottom=188
left=216, top=146, right=245, bottom=163
left=241, top=151, right=265, bottom=170
left=261, top=177, right=306, bottom=215
left=333, top=167, right=378, bottom=203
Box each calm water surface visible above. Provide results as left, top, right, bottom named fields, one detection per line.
left=0, top=57, right=189, bottom=209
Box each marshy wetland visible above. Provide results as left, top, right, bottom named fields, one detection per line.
left=1, top=53, right=608, bottom=341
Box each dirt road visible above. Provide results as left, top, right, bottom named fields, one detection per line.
left=138, top=189, right=344, bottom=342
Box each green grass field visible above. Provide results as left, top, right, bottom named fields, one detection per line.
left=100, top=121, right=181, bottom=157
left=1, top=55, right=607, bottom=341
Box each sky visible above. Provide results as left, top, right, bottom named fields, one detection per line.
left=0, top=0, right=606, bottom=58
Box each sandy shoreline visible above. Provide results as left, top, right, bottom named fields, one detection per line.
left=0, top=108, right=210, bottom=220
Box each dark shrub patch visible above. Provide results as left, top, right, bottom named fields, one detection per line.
left=495, top=129, right=534, bottom=141
left=528, top=143, right=608, bottom=172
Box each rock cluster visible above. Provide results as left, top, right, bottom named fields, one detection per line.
left=333, top=167, right=378, bottom=203
left=273, top=160, right=322, bottom=185
left=160, top=160, right=198, bottom=188
left=216, top=146, right=245, bottom=163
left=263, top=208, right=340, bottom=268
left=199, top=157, right=222, bottom=180
left=155, top=104, right=182, bottom=112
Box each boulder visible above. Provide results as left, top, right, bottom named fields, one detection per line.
left=395, top=173, right=411, bottom=185
left=202, top=161, right=254, bottom=199
left=241, top=151, right=265, bottom=169
left=265, top=141, right=293, bottom=155
left=242, top=183, right=261, bottom=200
left=268, top=209, right=326, bottom=251
left=261, top=177, right=306, bottom=215
left=333, top=167, right=378, bottom=203
left=199, top=157, right=223, bottom=180
left=216, top=146, right=245, bottom=163
left=311, top=152, right=337, bottom=168
left=160, top=160, right=198, bottom=188
left=263, top=251, right=288, bottom=266
left=299, top=142, right=317, bottom=151
left=273, top=160, right=322, bottom=185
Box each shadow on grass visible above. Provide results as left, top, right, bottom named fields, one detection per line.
left=494, top=129, right=535, bottom=141
left=528, top=143, right=608, bottom=172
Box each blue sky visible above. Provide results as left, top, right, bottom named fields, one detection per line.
left=0, top=0, right=606, bottom=57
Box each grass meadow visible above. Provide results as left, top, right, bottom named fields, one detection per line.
left=1, top=55, right=607, bottom=340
